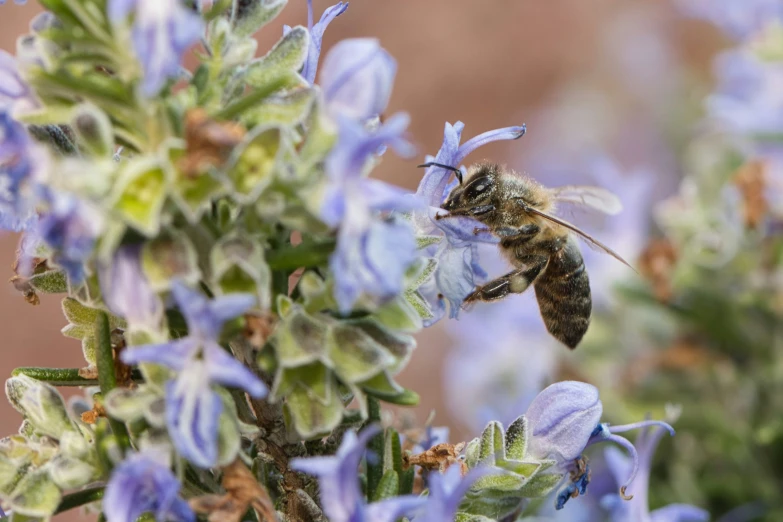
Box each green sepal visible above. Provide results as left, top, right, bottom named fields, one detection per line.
left=273, top=309, right=329, bottom=368
left=327, top=323, right=397, bottom=384
left=245, top=25, right=309, bottom=87
left=298, top=102, right=337, bottom=169
left=71, top=103, right=114, bottom=157
left=226, top=125, right=283, bottom=203
left=60, top=297, right=125, bottom=365
left=48, top=454, right=99, bottom=489
left=109, top=158, right=170, bottom=236
left=141, top=234, right=201, bottom=292
left=416, top=235, right=442, bottom=249
left=374, top=298, right=423, bottom=334
left=455, top=514, right=496, bottom=522
left=271, top=363, right=332, bottom=405
left=103, top=387, right=158, bottom=423
left=6, top=468, right=62, bottom=518
left=240, top=88, right=315, bottom=128
left=168, top=142, right=228, bottom=222
left=232, top=0, right=288, bottom=37
left=515, top=470, right=563, bottom=498
left=210, top=235, right=272, bottom=309
left=360, top=372, right=419, bottom=406
left=283, top=377, right=344, bottom=439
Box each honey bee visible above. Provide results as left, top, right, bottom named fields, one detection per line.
left=421, top=161, right=632, bottom=349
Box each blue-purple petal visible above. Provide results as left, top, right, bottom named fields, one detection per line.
left=302, top=1, right=349, bottom=84
left=166, top=375, right=223, bottom=468
left=204, top=343, right=267, bottom=398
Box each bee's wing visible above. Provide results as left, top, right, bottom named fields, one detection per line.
left=522, top=204, right=636, bottom=271
left=550, top=185, right=623, bottom=216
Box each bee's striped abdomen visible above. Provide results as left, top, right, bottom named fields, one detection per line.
left=533, top=237, right=592, bottom=349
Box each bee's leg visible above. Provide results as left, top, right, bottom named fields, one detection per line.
left=436, top=205, right=496, bottom=220
left=464, top=256, right=547, bottom=304
left=498, top=224, right=541, bottom=247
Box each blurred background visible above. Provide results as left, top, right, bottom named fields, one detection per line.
left=5, top=0, right=778, bottom=520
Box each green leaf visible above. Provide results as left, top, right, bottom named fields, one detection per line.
left=7, top=376, right=76, bottom=440
left=359, top=372, right=419, bottom=406
left=372, top=469, right=400, bottom=501
left=110, top=159, right=170, bottom=236
left=8, top=468, right=62, bottom=518
left=49, top=455, right=98, bottom=489
left=516, top=471, right=563, bottom=498
left=60, top=298, right=125, bottom=365
left=478, top=421, right=503, bottom=464
left=299, top=102, right=337, bottom=168
left=464, top=438, right=480, bottom=469
left=406, top=257, right=438, bottom=289
left=227, top=125, right=283, bottom=203
left=245, top=26, right=309, bottom=87
left=284, top=378, right=344, bottom=439
left=327, top=324, right=396, bottom=384
left=405, top=290, right=434, bottom=321
left=233, top=0, right=288, bottom=37
left=27, top=270, right=68, bottom=294
left=505, top=415, right=528, bottom=460
left=273, top=309, right=329, bottom=368
left=374, top=297, right=423, bottom=333
left=241, top=88, right=316, bottom=128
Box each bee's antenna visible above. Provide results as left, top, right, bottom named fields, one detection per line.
left=417, top=162, right=464, bottom=185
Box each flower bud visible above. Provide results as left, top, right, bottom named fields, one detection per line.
left=524, top=381, right=602, bottom=464
left=6, top=376, right=76, bottom=440
left=320, top=38, right=397, bottom=122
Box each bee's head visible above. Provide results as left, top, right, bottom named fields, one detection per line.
left=440, top=163, right=498, bottom=216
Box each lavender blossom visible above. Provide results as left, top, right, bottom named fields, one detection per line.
left=707, top=50, right=783, bottom=138
left=322, top=113, right=418, bottom=312
left=98, top=244, right=163, bottom=333
left=412, top=121, right=526, bottom=320
left=0, top=110, right=38, bottom=231
left=298, top=0, right=349, bottom=84
left=319, top=38, right=396, bottom=121
left=600, top=424, right=709, bottom=522
left=511, top=381, right=675, bottom=511
left=36, top=192, right=103, bottom=282
left=104, top=450, right=194, bottom=522
left=0, top=50, right=37, bottom=114
left=677, top=0, right=783, bottom=41
left=121, top=282, right=267, bottom=467
left=108, top=0, right=204, bottom=97
left=291, top=426, right=425, bottom=522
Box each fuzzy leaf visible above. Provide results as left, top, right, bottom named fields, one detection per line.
left=299, top=102, right=337, bottom=168
left=271, top=363, right=332, bottom=404
left=372, top=469, right=400, bottom=502
left=516, top=471, right=563, bottom=498
left=405, top=290, right=434, bottom=321
left=233, top=0, right=288, bottom=37
left=7, top=376, right=76, bottom=440
left=505, top=415, right=528, bottom=460
left=359, top=372, right=419, bottom=406
left=72, top=103, right=114, bottom=157
left=416, top=236, right=442, bottom=249
left=327, top=324, right=396, bottom=384
left=48, top=454, right=98, bottom=489
left=60, top=298, right=125, bottom=365
left=274, top=310, right=329, bottom=368
left=241, top=88, right=315, bottom=128
left=103, top=387, right=157, bottom=423
left=374, top=297, right=423, bottom=334
left=284, top=379, right=344, bottom=439
left=245, top=26, right=309, bottom=87
left=8, top=468, right=62, bottom=518
left=27, top=270, right=67, bottom=294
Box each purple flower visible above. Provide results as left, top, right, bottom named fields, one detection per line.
left=291, top=426, right=425, bottom=522
left=108, top=0, right=204, bottom=97
left=676, top=0, right=783, bottom=41
left=98, top=244, right=163, bottom=332
left=414, top=466, right=491, bottom=522
left=0, top=110, right=38, bottom=231
left=36, top=192, right=103, bottom=281
left=510, top=381, right=675, bottom=512
left=412, top=121, right=526, bottom=320
left=295, top=0, right=349, bottom=84
left=322, top=114, right=419, bottom=312
left=707, top=50, right=783, bottom=137
left=320, top=38, right=396, bottom=121
left=121, top=282, right=267, bottom=467
left=600, top=424, right=709, bottom=522
left=104, top=450, right=195, bottom=522
left=0, top=50, right=37, bottom=114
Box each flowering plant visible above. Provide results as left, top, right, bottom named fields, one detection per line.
left=0, top=0, right=754, bottom=521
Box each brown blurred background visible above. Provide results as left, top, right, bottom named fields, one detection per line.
left=0, top=1, right=720, bottom=519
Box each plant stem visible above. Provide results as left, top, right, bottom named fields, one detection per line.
left=12, top=367, right=97, bottom=386
left=266, top=240, right=335, bottom=271
left=213, top=75, right=291, bottom=120
left=54, top=486, right=105, bottom=514
left=365, top=396, right=383, bottom=501
left=95, top=311, right=131, bottom=453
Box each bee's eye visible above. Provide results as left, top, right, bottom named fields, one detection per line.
left=465, top=176, right=492, bottom=200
